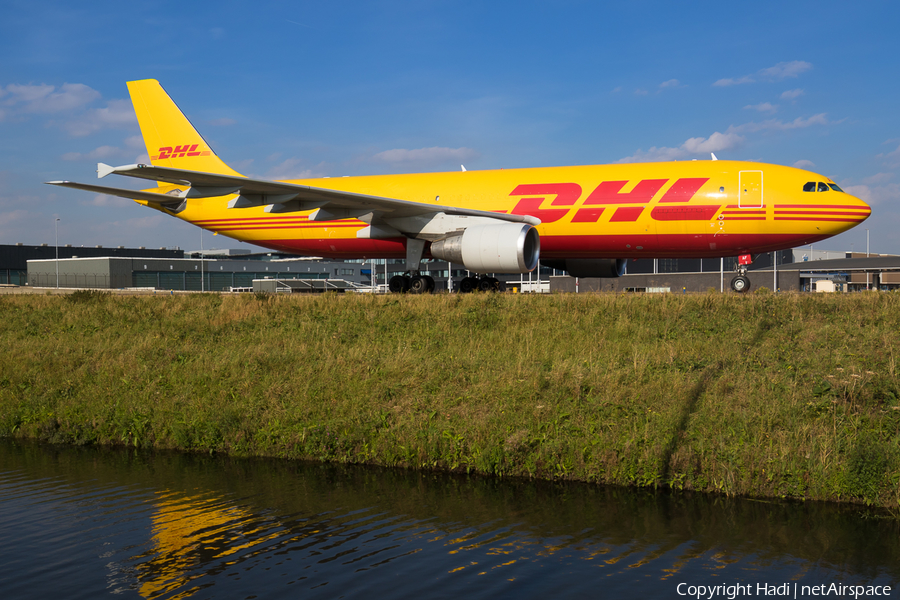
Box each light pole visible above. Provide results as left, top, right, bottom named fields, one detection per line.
left=200, top=228, right=204, bottom=292
left=866, top=229, right=870, bottom=290
left=55, top=218, right=60, bottom=289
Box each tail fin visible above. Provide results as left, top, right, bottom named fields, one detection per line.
left=127, top=79, right=242, bottom=178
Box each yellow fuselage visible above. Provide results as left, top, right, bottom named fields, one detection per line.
left=154, top=160, right=869, bottom=260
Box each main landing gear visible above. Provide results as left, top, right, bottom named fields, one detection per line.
left=389, top=273, right=436, bottom=294
left=389, top=274, right=505, bottom=294
left=387, top=237, right=436, bottom=294
left=458, top=276, right=505, bottom=293
left=387, top=238, right=505, bottom=294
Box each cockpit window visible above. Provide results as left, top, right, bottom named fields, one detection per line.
left=828, top=183, right=844, bottom=192
left=817, top=182, right=830, bottom=192
left=803, top=182, right=816, bottom=192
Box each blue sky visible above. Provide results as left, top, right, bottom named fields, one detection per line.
left=2, top=0, right=898, bottom=255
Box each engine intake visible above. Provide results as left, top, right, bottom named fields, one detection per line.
left=430, top=223, right=539, bottom=274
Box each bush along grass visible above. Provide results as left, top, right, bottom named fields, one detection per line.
left=1, top=291, right=899, bottom=508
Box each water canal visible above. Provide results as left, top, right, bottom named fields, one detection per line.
left=1, top=439, right=897, bottom=599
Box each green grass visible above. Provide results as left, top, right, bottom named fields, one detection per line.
left=2, top=291, right=899, bottom=508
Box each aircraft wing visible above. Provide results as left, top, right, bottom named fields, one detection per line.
left=48, top=163, right=540, bottom=226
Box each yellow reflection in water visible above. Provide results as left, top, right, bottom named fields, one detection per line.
left=135, top=491, right=271, bottom=599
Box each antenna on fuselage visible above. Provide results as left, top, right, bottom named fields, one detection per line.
left=711, top=153, right=719, bottom=161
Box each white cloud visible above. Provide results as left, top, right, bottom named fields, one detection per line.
left=85, top=194, right=133, bottom=208
left=64, top=98, right=136, bottom=136
left=714, top=61, right=812, bottom=87
left=86, top=214, right=170, bottom=237
left=124, top=135, right=145, bottom=150
left=0, top=208, right=32, bottom=240
left=876, top=143, right=900, bottom=169
left=261, top=158, right=328, bottom=180
left=713, top=75, right=755, bottom=87
left=0, top=82, right=136, bottom=136
left=793, top=159, right=816, bottom=170
left=840, top=182, right=899, bottom=207
left=61, top=135, right=145, bottom=161
left=659, top=79, right=683, bottom=89
left=730, top=113, right=829, bottom=133
left=618, top=131, right=744, bottom=163
left=781, top=88, right=804, bottom=100
left=759, top=61, right=813, bottom=80
left=744, top=102, right=778, bottom=113
left=633, top=88, right=649, bottom=96
left=208, top=117, right=236, bottom=126
left=4, top=83, right=100, bottom=113
left=371, top=146, right=479, bottom=166
left=863, top=172, right=893, bottom=185
left=62, top=145, right=126, bottom=161
left=615, top=111, right=829, bottom=164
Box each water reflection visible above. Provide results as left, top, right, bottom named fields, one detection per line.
left=1, top=439, right=897, bottom=599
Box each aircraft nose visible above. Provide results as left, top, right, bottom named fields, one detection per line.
left=826, top=189, right=871, bottom=235
left=856, top=195, right=871, bottom=221
left=845, top=190, right=872, bottom=223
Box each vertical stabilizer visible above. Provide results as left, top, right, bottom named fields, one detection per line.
left=127, top=79, right=242, bottom=177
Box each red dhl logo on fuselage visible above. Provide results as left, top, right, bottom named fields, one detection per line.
left=509, top=178, right=719, bottom=223
left=152, top=144, right=211, bottom=161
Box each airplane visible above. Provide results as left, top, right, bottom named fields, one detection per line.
left=48, top=79, right=871, bottom=293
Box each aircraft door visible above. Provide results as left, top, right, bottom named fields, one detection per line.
left=738, top=170, right=763, bottom=208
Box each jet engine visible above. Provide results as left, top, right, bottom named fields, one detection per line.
left=543, top=258, right=627, bottom=278
left=430, top=223, right=539, bottom=274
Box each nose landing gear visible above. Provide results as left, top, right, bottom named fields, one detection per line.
left=730, top=253, right=753, bottom=293
left=730, top=274, right=751, bottom=293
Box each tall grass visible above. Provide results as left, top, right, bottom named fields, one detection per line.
left=1, top=291, right=898, bottom=508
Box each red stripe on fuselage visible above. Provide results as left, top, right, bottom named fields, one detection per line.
left=650, top=205, right=720, bottom=221
left=775, top=204, right=870, bottom=210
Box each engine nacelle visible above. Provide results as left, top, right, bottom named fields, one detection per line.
left=430, top=223, right=539, bottom=274
left=543, top=258, right=626, bottom=278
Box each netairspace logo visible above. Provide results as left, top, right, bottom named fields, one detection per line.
left=676, top=582, right=893, bottom=599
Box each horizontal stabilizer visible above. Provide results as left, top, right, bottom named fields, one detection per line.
left=46, top=181, right=186, bottom=204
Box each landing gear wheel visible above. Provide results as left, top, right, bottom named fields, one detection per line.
left=477, top=278, right=494, bottom=292
left=496, top=280, right=507, bottom=292
left=731, top=275, right=751, bottom=293
left=460, top=277, right=477, bottom=293
left=409, top=275, right=430, bottom=294
left=389, top=275, right=411, bottom=293
left=423, top=275, right=435, bottom=292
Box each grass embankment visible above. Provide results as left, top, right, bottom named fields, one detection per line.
left=1, top=291, right=899, bottom=508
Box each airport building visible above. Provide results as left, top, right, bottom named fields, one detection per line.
left=6, top=242, right=900, bottom=293
left=551, top=251, right=900, bottom=293
left=25, top=255, right=374, bottom=291
left=0, top=243, right=181, bottom=286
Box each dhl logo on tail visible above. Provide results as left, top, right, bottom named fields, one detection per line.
left=152, top=144, right=211, bottom=161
